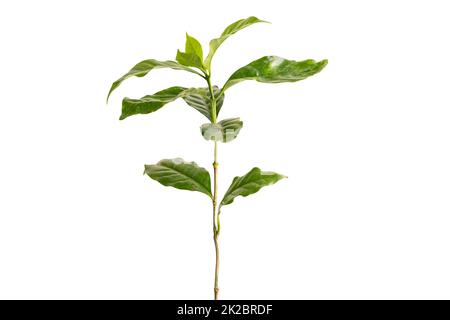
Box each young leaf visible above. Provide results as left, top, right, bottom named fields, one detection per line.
left=107, top=59, right=202, bottom=102
left=204, top=16, right=268, bottom=70
left=222, top=56, right=328, bottom=92
left=120, top=86, right=187, bottom=120
left=176, top=51, right=204, bottom=71
left=221, top=167, right=286, bottom=206
left=183, top=86, right=224, bottom=121
left=176, top=33, right=205, bottom=70
left=201, top=118, right=243, bottom=143
left=185, top=33, right=203, bottom=61
left=144, top=158, right=212, bottom=198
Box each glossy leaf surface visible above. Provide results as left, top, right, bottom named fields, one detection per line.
left=222, top=56, right=328, bottom=91
left=221, top=167, right=286, bottom=206
left=120, top=86, right=187, bottom=120
left=201, top=118, right=243, bottom=143
left=107, top=59, right=201, bottom=102
left=204, top=16, right=267, bottom=70
left=183, top=86, right=224, bottom=121
left=144, top=158, right=212, bottom=198
left=120, top=85, right=226, bottom=120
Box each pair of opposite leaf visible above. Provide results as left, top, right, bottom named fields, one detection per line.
left=144, top=159, right=286, bottom=215
left=107, top=16, right=327, bottom=208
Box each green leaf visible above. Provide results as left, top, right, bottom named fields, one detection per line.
left=222, top=56, right=328, bottom=92
left=176, top=51, right=204, bottom=71
left=120, top=85, right=225, bottom=120
left=185, top=33, right=203, bottom=61
left=204, top=16, right=268, bottom=70
left=120, top=86, right=187, bottom=120
left=107, top=59, right=202, bottom=102
left=144, top=158, right=212, bottom=198
left=176, top=33, right=205, bottom=70
left=182, top=86, right=224, bottom=121
left=221, top=167, right=286, bottom=206
left=201, top=118, right=243, bottom=143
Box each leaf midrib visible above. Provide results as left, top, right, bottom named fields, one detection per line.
left=156, top=164, right=212, bottom=197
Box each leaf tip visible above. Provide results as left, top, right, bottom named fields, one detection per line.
left=316, top=59, right=328, bottom=71
left=107, top=80, right=120, bottom=104
left=143, top=164, right=152, bottom=175
left=250, top=16, right=270, bottom=24
left=106, top=88, right=113, bottom=104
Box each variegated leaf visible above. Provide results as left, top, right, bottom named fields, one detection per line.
left=200, top=118, right=243, bottom=143
left=182, top=86, right=224, bottom=121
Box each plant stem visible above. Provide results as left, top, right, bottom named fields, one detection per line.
left=206, top=70, right=220, bottom=300
left=205, top=74, right=217, bottom=124
left=212, top=141, right=220, bottom=300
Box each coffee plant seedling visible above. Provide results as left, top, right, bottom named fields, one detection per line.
left=107, top=16, right=327, bottom=300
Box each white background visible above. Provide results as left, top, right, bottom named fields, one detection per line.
left=1, top=0, right=449, bottom=299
